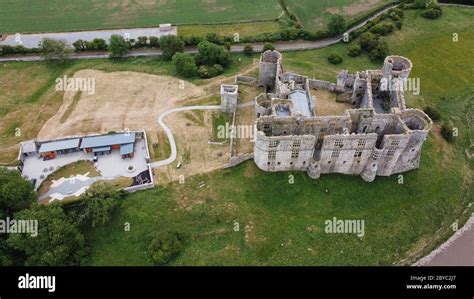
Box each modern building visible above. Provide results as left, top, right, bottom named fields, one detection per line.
left=80, top=132, right=136, bottom=158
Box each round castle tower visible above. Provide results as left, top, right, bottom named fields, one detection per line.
left=382, top=55, right=413, bottom=81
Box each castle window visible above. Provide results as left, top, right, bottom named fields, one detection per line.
left=268, top=151, right=276, bottom=161
left=269, top=140, right=279, bottom=148
left=358, top=140, right=367, bottom=147
left=263, top=123, right=271, bottom=130
left=293, top=140, right=302, bottom=148
left=331, top=149, right=340, bottom=158
left=291, top=149, right=299, bottom=159
left=334, top=139, right=344, bottom=148
left=387, top=149, right=396, bottom=156
left=354, top=150, right=363, bottom=158
left=391, top=139, right=401, bottom=147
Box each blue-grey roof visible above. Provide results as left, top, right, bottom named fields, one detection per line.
left=289, top=90, right=313, bottom=117
left=92, top=146, right=111, bottom=153
left=120, top=143, right=134, bottom=155
left=39, top=139, right=80, bottom=153
left=80, top=133, right=135, bottom=149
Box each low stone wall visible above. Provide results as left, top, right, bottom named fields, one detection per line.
left=235, top=76, right=257, bottom=86
left=124, top=164, right=155, bottom=193
left=309, top=79, right=331, bottom=89
left=224, top=153, right=254, bottom=168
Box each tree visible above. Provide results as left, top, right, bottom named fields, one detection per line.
left=108, top=34, right=129, bottom=58
left=172, top=53, right=198, bottom=78
left=327, top=14, right=346, bottom=36
left=195, top=41, right=231, bottom=67
left=368, top=40, right=389, bottom=61
left=72, top=39, right=89, bottom=52
left=149, top=36, right=160, bottom=48
left=39, top=38, right=71, bottom=62
left=263, top=43, right=276, bottom=52
left=327, top=53, right=343, bottom=65
left=89, top=38, right=107, bottom=51
left=7, top=205, right=87, bottom=266
left=136, top=36, right=149, bottom=48
left=68, top=184, right=124, bottom=227
left=147, top=231, right=185, bottom=265
left=159, top=35, right=184, bottom=60
left=0, top=168, right=36, bottom=217
left=243, top=44, right=254, bottom=56
left=421, top=7, right=442, bottom=19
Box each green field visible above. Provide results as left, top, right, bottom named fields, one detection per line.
left=0, top=0, right=282, bottom=33
left=83, top=8, right=474, bottom=265
left=285, top=0, right=393, bottom=30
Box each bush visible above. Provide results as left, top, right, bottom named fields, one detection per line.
left=441, top=123, right=455, bottom=143
left=149, top=36, right=159, bottom=48
left=159, top=35, right=184, bottom=60
left=327, top=14, right=346, bottom=36
left=88, top=38, right=107, bottom=51
left=182, top=35, right=203, bottom=47
left=108, top=34, right=129, bottom=58
left=395, top=20, right=403, bottom=30
left=347, top=43, right=362, bottom=57
left=263, top=43, right=276, bottom=52
left=327, top=53, right=343, bottom=65
left=423, top=106, right=441, bottom=121
left=172, top=52, right=198, bottom=78
left=39, top=38, right=71, bottom=62
left=243, top=44, right=253, bottom=56
left=205, top=32, right=224, bottom=45
left=368, top=40, right=389, bottom=61
left=359, top=32, right=380, bottom=51
left=135, top=36, right=148, bottom=48
left=72, top=39, right=89, bottom=51
left=147, top=231, right=185, bottom=265
left=421, top=7, right=442, bottom=19
left=369, top=22, right=395, bottom=36
left=197, top=64, right=224, bottom=79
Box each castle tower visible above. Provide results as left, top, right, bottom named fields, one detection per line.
left=258, top=50, right=282, bottom=88
left=220, top=84, right=239, bottom=113
left=382, top=55, right=413, bottom=82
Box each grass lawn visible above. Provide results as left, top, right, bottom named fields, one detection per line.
left=38, top=160, right=99, bottom=196
left=284, top=0, right=393, bottom=31
left=179, top=21, right=281, bottom=38
left=211, top=112, right=233, bottom=142
left=83, top=7, right=473, bottom=266
left=0, top=0, right=282, bottom=34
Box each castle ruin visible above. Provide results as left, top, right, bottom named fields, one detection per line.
left=253, top=50, right=432, bottom=182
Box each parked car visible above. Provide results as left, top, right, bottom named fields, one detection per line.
left=93, top=154, right=98, bottom=162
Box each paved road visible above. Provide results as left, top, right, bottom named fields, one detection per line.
left=150, top=105, right=221, bottom=168
left=0, top=27, right=177, bottom=49
left=415, top=213, right=474, bottom=266
left=0, top=4, right=399, bottom=62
